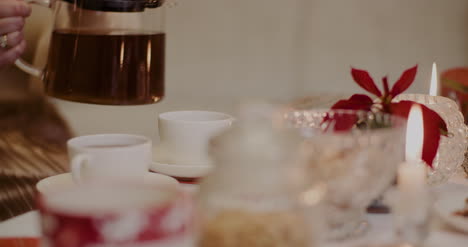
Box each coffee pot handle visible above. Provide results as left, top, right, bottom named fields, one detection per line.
left=14, top=0, right=53, bottom=79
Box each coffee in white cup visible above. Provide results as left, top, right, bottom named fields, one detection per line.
left=67, top=134, right=152, bottom=183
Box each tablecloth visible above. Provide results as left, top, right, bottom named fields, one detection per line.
left=0, top=174, right=467, bottom=247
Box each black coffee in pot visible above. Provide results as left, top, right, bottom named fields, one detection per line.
left=44, top=29, right=165, bottom=105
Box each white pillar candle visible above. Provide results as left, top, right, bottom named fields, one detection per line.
left=394, top=105, right=431, bottom=246
left=429, top=62, right=439, bottom=97
left=399, top=104, right=427, bottom=193
left=398, top=161, right=427, bottom=194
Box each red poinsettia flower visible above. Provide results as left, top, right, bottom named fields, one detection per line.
left=329, top=65, right=448, bottom=167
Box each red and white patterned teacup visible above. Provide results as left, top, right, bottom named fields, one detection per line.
left=38, top=182, right=193, bottom=247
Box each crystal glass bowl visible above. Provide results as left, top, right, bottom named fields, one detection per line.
left=197, top=103, right=323, bottom=247
left=394, top=94, right=468, bottom=185
left=284, top=109, right=406, bottom=240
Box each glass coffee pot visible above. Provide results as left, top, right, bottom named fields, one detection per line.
left=17, top=0, right=165, bottom=105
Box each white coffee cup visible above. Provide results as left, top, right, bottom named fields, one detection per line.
left=67, top=134, right=152, bottom=183
left=157, top=111, right=234, bottom=165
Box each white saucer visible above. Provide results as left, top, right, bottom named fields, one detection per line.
left=152, top=146, right=214, bottom=178
left=434, top=190, right=468, bottom=233
left=36, top=172, right=179, bottom=195
left=150, top=161, right=213, bottom=178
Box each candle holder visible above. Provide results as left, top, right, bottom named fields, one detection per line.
left=384, top=187, right=431, bottom=247
left=463, top=152, right=468, bottom=176
left=393, top=161, right=431, bottom=247
left=393, top=190, right=431, bottom=247
left=394, top=94, right=468, bottom=185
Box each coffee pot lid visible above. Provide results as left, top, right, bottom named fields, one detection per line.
left=62, top=0, right=164, bottom=12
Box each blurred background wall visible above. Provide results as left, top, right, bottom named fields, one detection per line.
left=2, top=0, right=468, bottom=140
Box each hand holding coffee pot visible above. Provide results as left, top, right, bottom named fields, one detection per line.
left=0, top=0, right=31, bottom=69
left=11, top=0, right=166, bottom=105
